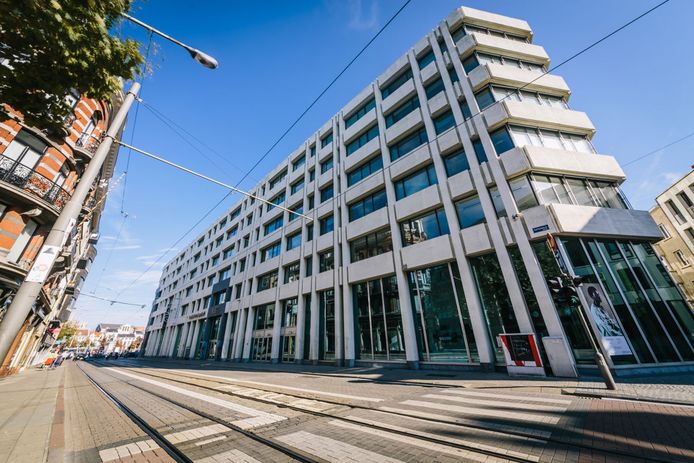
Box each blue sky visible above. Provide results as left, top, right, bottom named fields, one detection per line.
left=74, top=0, right=694, bottom=328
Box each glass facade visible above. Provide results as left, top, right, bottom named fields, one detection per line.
left=408, top=263, right=478, bottom=363
left=319, top=289, right=335, bottom=360
left=353, top=276, right=405, bottom=361
left=399, top=208, right=449, bottom=246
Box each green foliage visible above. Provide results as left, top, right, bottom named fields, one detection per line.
left=56, top=324, right=76, bottom=340
left=0, top=0, right=143, bottom=133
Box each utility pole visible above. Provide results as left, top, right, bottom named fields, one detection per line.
left=0, top=83, right=140, bottom=368
left=546, top=234, right=616, bottom=390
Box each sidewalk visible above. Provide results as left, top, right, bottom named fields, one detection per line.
left=0, top=362, right=173, bottom=463
left=134, top=357, right=694, bottom=406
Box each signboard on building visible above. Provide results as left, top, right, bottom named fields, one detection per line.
left=499, top=333, right=545, bottom=376
left=579, top=283, right=632, bottom=356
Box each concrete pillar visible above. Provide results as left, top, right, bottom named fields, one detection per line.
left=294, top=293, right=306, bottom=362
left=271, top=301, right=282, bottom=363
left=232, top=308, right=247, bottom=360
left=188, top=321, right=200, bottom=359
left=220, top=312, right=234, bottom=360
left=177, top=323, right=190, bottom=358
left=241, top=307, right=255, bottom=361
left=309, top=289, right=319, bottom=361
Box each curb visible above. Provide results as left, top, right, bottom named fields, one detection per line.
left=561, top=388, right=694, bottom=407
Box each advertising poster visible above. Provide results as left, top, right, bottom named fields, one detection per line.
left=579, top=283, right=632, bottom=356
left=499, top=333, right=545, bottom=376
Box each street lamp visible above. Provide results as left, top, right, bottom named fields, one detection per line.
left=121, top=13, right=219, bottom=69
left=0, top=13, right=218, bottom=372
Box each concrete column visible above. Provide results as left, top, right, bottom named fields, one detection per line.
left=232, top=308, right=247, bottom=360
left=294, top=291, right=306, bottom=362
left=188, top=321, right=200, bottom=359
left=220, top=311, right=234, bottom=360
left=177, top=323, right=190, bottom=358
left=270, top=302, right=282, bottom=362
left=241, top=307, right=255, bottom=361
left=309, top=289, right=319, bottom=361
left=167, top=325, right=179, bottom=357
left=372, top=81, right=421, bottom=368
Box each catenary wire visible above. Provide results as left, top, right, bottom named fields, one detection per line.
left=112, top=0, right=667, bottom=303
left=79, top=292, right=146, bottom=308
left=621, top=129, right=694, bottom=167
left=110, top=0, right=413, bottom=298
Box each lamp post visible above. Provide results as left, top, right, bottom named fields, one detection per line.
left=0, top=15, right=218, bottom=372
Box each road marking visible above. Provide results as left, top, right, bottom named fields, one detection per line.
left=277, top=430, right=405, bottom=463
left=181, top=370, right=384, bottom=402
left=99, top=438, right=159, bottom=462
left=440, top=389, right=572, bottom=405
left=106, top=368, right=286, bottom=429
left=336, top=415, right=541, bottom=462
left=401, top=400, right=560, bottom=424
left=377, top=406, right=552, bottom=438
left=423, top=393, right=567, bottom=412
left=163, top=423, right=228, bottom=444
left=195, top=448, right=262, bottom=463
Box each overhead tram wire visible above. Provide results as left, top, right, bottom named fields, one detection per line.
left=79, top=293, right=147, bottom=308
left=111, top=0, right=413, bottom=298
left=621, top=129, right=694, bottom=167
left=113, top=0, right=665, bottom=302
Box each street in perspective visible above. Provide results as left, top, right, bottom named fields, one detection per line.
left=0, top=1, right=693, bottom=462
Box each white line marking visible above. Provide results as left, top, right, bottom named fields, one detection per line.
left=277, top=430, right=405, bottom=463
left=377, top=406, right=552, bottom=439
left=401, top=399, right=560, bottom=424
left=336, top=415, right=541, bottom=462
left=106, top=367, right=286, bottom=429
left=440, top=389, right=572, bottom=405
left=182, top=370, right=384, bottom=402
left=423, top=393, right=567, bottom=412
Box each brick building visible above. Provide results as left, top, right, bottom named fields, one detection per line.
left=0, top=92, right=122, bottom=375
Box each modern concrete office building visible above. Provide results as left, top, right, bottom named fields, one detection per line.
left=651, top=169, right=694, bottom=306
left=144, top=5, right=694, bottom=376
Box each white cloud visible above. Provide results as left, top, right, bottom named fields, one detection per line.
left=346, top=0, right=379, bottom=31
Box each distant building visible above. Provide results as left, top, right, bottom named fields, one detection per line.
left=650, top=168, right=694, bottom=305
left=95, top=323, right=144, bottom=353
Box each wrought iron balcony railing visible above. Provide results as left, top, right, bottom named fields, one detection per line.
left=0, top=154, right=71, bottom=209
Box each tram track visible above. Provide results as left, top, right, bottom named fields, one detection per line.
left=93, top=361, right=684, bottom=463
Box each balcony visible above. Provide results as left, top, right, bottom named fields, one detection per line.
left=0, top=154, right=71, bottom=210
left=74, top=132, right=104, bottom=156
left=468, top=63, right=569, bottom=96
left=483, top=100, right=595, bottom=135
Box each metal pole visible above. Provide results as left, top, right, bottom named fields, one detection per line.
left=0, top=83, right=141, bottom=368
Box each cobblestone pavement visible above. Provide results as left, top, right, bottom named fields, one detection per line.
left=2, top=359, right=693, bottom=463
left=94, top=358, right=694, bottom=463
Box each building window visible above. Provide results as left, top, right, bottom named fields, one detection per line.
left=674, top=250, right=690, bottom=267
left=507, top=124, right=594, bottom=154
left=320, top=184, right=334, bottom=203
left=267, top=192, right=285, bottom=211
left=309, top=168, right=315, bottom=182
left=666, top=199, right=687, bottom=224
left=347, top=155, right=383, bottom=187
left=471, top=139, right=488, bottom=163
left=394, top=164, right=437, bottom=200
left=264, top=217, right=283, bottom=235
left=289, top=202, right=303, bottom=222
left=489, top=186, right=507, bottom=218
left=292, top=155, right=305, bottom=171
left=442, top=148, right=469, bottom=176
left=381, top=67, right=413, bottom=99
left=389, top=127, right=428, bottom=161
left=462, top=52, right=544, bottom=74
left=530, top=174, right=626, bottom=209
left=321, top=132, right=333, bottom=148
left=509, top=176, right=538, bottom=211
left=283, top=262, right=300, bottom=283
left=2, top=130, right=47, bottom=173
left=320, top=156, right=333, bottom=174
left=318, top=289, right=336, bottom=359
left=384, top=96, right=419, bottom=128
left=475, top=85, right=567, bottom=111
left=348, top=189, right=387, bottom=222
left=319, top=250, right=334, bottom=272
left=305, top=257, right=313, bottom=277
left=657, top=224, right=670, bottom=239
left=346, top=124, right=379, bottom=156
left=282, top=298, right=298, bottom=327
left=408, top=263, right=478, bottom=363
left=345, top=97, right=376, bottom=129
left=290, top=178, right=304, bottom=195
left=269, top=170, right=287, bottom=190
left=350, top=228, right=392, bottom=262
left=400, top=208, right=449, bottom=246
left=257, top=271, right=279, bottom=291
left=319, top=215, right=334, bottom=235
left=417, top=49, right=435, bottom=69
left=424, top=78, right=445, bottom=99
left=286, top=231, right=302, bottom=250
left=455, top=195, right=485, bottom=228
left=448, top=67, right=459, bottom=83
left=253, top=303, right=275, bottom=330
left=260, top=242, right=281, bottom=262
left=433, top=110, right=455, bottom=135
left=306, top=223, right=314, bottom=241
left=353, top=275, right=405, bottom=360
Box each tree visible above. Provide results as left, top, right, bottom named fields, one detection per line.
left=56, top=323, right=76, bottom=342
left=0, top=0, right=143, bottom=133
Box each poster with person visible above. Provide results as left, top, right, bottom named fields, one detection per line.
left=579, top=283, right=632, bottom=356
